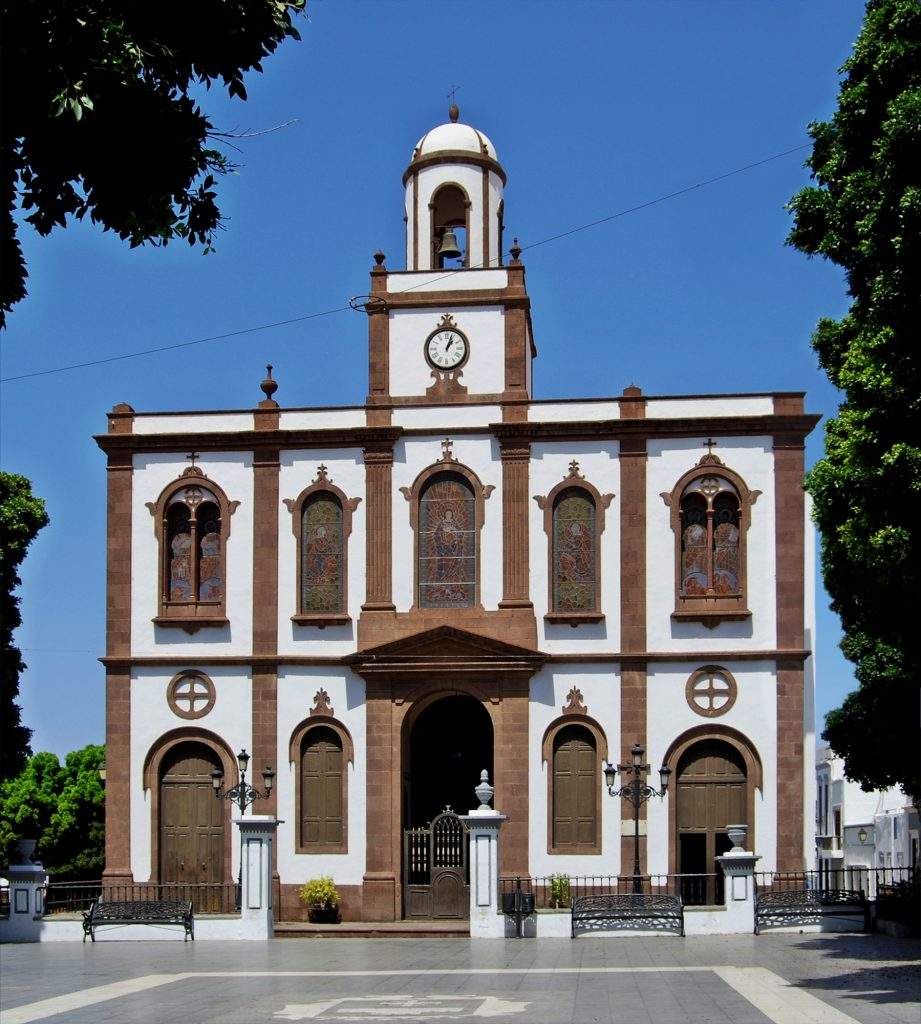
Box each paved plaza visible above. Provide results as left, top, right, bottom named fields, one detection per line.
left=1, top=933, right=918, bottom=1024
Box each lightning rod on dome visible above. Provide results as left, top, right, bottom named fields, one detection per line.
left=447, top=84, right=460, bottom=123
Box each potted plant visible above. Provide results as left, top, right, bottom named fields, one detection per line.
left=549, top=874, right=571, bottom=909
left=298, top=876, right=340, bottom=923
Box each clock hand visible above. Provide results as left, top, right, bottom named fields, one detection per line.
left=444, top=337, right=454, bottom=350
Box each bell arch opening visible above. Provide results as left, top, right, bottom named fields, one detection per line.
left=404, top=694, right=494, bottom=827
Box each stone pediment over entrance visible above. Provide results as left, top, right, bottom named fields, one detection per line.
left=347, top=624, right=545, bottom=681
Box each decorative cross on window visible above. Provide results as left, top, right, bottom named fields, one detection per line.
left=567, top=459, right=582, bottom=478
left=686, top=668, right=737, bottom=718
left=441, top=438, right=454, bottom=462
left=168, top=672, right=215, bottom=719
left=185, top=452, right=200, bottom=469
left=704, top=438, right=717, bottom=455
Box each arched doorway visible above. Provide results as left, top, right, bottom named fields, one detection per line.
left=405, top=694, right=493, bottom=827
left=676, top=739, right=747, bottom=904
left=159, top=741, right=225, bottom=887
left=402, top=694, right=493, bottom=919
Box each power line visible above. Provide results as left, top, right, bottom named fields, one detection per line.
left=1, top=142, right=809, bottom=384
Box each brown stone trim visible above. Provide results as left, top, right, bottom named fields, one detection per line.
left=620, top=437, right=646, bottom=652
left=108, top=402, right=135, bottom=434
left=380, top=288, right=531, bottom=312
left=662, top=724, right=763, bottom=876
left=619, top=666, right=648, bottom=873
left=363, top=689, right=396, bottom=920
left=542, top=714, right=608, bottom=856
left=412, top=172, right=419, bottom=270
left=283, top=465, right=361, bottom=622
left=774, top=435, right=806, bottom=870
left=499, top=441, right=532, bottom=608
left=252, top=670, right=278, bottom=829
left=685, top=665, right=738, bottom=718
left=535, top=461, right=613, bottom=622
left=106, top=450, right=133, bottom=657
left=661, top=453, right=760, bottom=625
left=142, top=727, right=238, bottom=883
left=398, top=449, right=494, bottom=611
left=403, top=150, right=506, bottom=187
left=367, top=263, right=390, bottom=401
left=481, top=167, right=490, bottom=269
left=145, top=469, right=239, bottom=629
left=619, top=386, right=646, bottom=420
left=252, top=446, right=279, bottom=656
left=103, top=668, right=132, bottom=881
left=288, top=714, right=354, bottom=855
left=362, top=441, right=396, bottom=612
left=166, top=670, right=216, bottom=720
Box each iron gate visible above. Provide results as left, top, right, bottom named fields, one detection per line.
left=402, top=808, right=469, bottom=919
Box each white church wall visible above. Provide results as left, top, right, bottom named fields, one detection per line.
left=277, top=448, right=365, bottom=656
left=803, top=494, right=818, bottom=870
left=391, top=405, right=502, bottom=429
left=388, top=305, right=506, bottom=398
left=132, top=413, right=255, bottom=435
left=645, top=660, right=778, bottom=873
left=487, top=171, right=504, bottom=268
left=276, top=668, right=367, bottom=886
left=392, top=435, right=502, bottom=611
left=129, top=666, right=253, bottom=882
left=530, top=441, right=621, bottom=653
left=131, top=451, right=254, bottom=657
left=644, top=396, right=775, bottom=419
left=528, top=664, right=621, bottom=877
left=528, top=401, right=620, bottom=423
left=645, top=436, right=776, bottom=652
left=279, top=408, right=366, bottom=430
left=385, top=269, right=509, bottom=292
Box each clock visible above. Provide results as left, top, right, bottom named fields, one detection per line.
left=425, top=323, right=468, bottom=370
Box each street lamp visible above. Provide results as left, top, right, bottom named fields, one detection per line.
left=603, top=743, right=671, bottom=893
left=212, top=749, right=275, bottom=909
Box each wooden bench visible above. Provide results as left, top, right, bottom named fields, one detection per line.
left=571, top=893, right=684, bottom=937
left=754, top=888, right=868, bottom=935
left=82, top=898, right=194, bottom=942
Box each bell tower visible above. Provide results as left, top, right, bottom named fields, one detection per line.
left=404, top=102, right=506, bottom=271
left=366, top=107, right=534, bottom=416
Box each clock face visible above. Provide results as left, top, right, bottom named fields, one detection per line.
left=425, top=328, right=468, bottom=370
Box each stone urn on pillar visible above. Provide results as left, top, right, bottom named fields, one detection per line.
left=460, top=771, right=507, bottom=938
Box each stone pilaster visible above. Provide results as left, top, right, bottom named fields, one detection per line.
left=499, top=441, right=532, bottom=608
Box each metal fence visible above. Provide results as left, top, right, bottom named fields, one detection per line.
left=42, top=881, right=241, bottom=915
left=498, top=874, right=720, bottom=909
left=754, top=866, right=918, bottom=900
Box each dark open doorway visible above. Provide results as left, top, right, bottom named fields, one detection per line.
left=404, top=695, right=493, bottom=827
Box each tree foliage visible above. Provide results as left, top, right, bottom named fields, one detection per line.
left=787, top=0, right=920, bottom=802
left=0, top=745, right=105, bottom=877
left=0, top=0, right=306, bottom=327
left=0, top=472, right=49, bottom=781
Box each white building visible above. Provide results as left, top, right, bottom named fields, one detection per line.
left=98, top=107, right=819, bottom=922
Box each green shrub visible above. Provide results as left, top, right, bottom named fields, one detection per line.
left=298, top=876, right=339, bottom=909
left=549, top=874, right=571, bottom=908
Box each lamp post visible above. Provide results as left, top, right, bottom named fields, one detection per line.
left=211, top=749, right=275, bottom=908
left=603, top=743, right=671, bottom=893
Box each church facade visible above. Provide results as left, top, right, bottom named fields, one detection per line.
left=98, top=109, right=819, bottom=921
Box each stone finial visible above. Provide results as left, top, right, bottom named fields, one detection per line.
left=373, top=249, right=386, bottom=267
left=260, top=364, right=279, bottom=406
left=562, top=686, right=587, bottom=716
left=567, top=459, right=583, bottom=479
left=474, top=769, right=494, bottom=809
left=440, top=437, right=456, bottom=463
left=309, top=688, right=334, bottom=718
left=509, top=238, right=522, bottom=264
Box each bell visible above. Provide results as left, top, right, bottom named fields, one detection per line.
left=437, top=227, right=462, bottom=260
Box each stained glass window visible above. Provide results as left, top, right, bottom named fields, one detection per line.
left=712, top=493, right=741, bottom=594
left=419, top=473, right=475, bottom=608
left=679, top=478, right=741, bottom=596
left=552, top=488, right=596, bottom=612
left=301, top=495, right=344, bottom=613
left=163, top=485, right=223, bottom=606
left=197, top=501, right=223, bottom=601
left=166, top=503, right=193, bottom=601
left=680, top=493, right=708, bottom=596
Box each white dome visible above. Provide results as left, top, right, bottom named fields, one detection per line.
left=413, top=121, right=498, bottom=162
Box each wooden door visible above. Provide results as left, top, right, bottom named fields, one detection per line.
left=159, top=742, right=225, bottom=891
left=676, top=740, right=747, bottom=904
left=552, top=726, right=598, bottom=851
left=301, top=727, right=344, bottom=849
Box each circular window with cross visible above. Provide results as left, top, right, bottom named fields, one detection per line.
left=685, top=666, right=737, bottom=718
left=167, top=671, right=216, bottom=720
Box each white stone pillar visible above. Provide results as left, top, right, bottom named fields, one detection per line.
left=235, top=816, right=281, bottom=940
left=460, top=772, right=507, bottom=938
left=0, top=842, right=48, bottom=943
left=716, top=825, right=760, bottom=934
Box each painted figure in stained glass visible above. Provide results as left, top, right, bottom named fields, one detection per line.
left=552, top=489, right=596, bottom=612
left=419, top=474, right=475, bottom=607
left=198, top=505, right=223, bottom=600
left=301, top=496, right=343, bottom=613
left=167, top=504, right=193, bottom=601
left=712, top=497, right=740, bottom=594
left=681, top=500, right=708, bottom=596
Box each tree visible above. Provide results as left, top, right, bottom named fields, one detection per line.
left=1, top=1, right=306, bottom=327
left=0, top=745, right=105, bottom=877
left=0, top=472, right=49, bottom=780
left=787, top=0, right=920, bottom=802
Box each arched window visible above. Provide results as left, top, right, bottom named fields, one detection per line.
left=419, top=472, right=477, bottom=609
left=300, top=727, right=344, bottom=851
left=430, top=183, right=470, bottom=268
left=284, top=466, right=360, bottom=627
left=535, top=463, right=613, bottom=624
left=551, top=725, right=599, bottom=852
left=148, top=471, right=238, bottom=630
left=662, top=452, right=759, bottom=624
left=289, top=700, right=353, bottom=855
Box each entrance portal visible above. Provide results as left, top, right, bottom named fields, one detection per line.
left=405, top=695, right=493, bottom=826
left=402, top=694, right=493, bottom=920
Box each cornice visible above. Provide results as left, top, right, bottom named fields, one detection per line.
left=403, top=150, right=507, bottom=187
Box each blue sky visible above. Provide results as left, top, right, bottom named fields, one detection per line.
left=1, top=0, right=866, bottom=757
